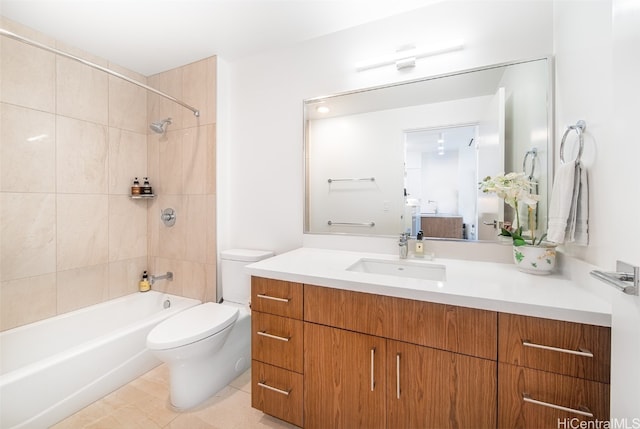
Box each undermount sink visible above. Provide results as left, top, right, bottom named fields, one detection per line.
left=347, top=258, right=446, bottom=281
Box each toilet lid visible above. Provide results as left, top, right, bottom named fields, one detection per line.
left=147, top=303, right=239, bottom=350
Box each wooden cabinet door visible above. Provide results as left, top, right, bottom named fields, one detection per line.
left=304, top=322, right=386, bottom=429
left=387, top=340, right=497, bottom=429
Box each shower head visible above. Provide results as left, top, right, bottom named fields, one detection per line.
left=150, top=118, right=172, bottom=134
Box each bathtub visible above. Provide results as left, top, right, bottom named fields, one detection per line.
left=0, top=291, right=201, bottom=429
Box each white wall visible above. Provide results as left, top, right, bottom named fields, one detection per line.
left=222, top=0, right=554, bottom=254
left=554, top=0, right=640, bottom=418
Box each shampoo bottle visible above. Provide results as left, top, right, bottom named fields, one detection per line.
left=142, top=177, right=153, bottom=195
left=139, top=271, right=151, bottom=292
left=131, top=177, right=141, bottom=196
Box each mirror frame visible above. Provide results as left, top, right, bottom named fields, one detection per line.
left=303, top=57, right=554, bottom=242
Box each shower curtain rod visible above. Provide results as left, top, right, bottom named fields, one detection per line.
left=0, top=28, right=200, bottom=117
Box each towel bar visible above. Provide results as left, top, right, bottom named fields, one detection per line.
left=328, top=221, right=375, bottom=227
left=560, top=120, right=586, bottom=164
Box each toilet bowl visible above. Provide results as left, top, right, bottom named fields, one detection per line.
left=145, top=249, right=273, bottom=409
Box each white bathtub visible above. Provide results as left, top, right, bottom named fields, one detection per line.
left=0, top=291, right=201, bottom=429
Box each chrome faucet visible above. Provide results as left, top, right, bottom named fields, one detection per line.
left=150, top=272, right=173, bottom=285
left=398, top=233, right=409, bottom=259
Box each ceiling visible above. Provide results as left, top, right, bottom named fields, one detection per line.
left=0, top=0, right=441, bottom=76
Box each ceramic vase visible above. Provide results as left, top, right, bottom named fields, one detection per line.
left=512, top=243, right=557, bottom=275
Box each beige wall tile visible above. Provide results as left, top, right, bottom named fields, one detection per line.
left=182, top=126, right=208, bottom=195
left=181, top=260, right=207, bottom=301
left=207, top=124, right=217, bottom=194
left=0, top=37, right=56, bottom=112
left=1, top=193, right=56, bottom=281
left=182, top=57, right=216, bottom=128
left=56, top=56, right=108, bottom=124
left=57, top=116, right=108, bottom=194
left=157, top=129, right=183, bottom=195
left=109, top=195, right=147, bottom=262
left=147, top=68, right=183, bottom=131
left=206, top=195, right=217, bottom=265
left=109, top=75, right=148, bottom=134
left=108, top=128, right=147, bottom=195
left=57, top=194, right=108, bottom=271
left=205, top=263, right=217, bottom=303
left=146, top=136, right=160, bottom=194
left=57, top=264, right=109, bottom=314
left=184, top=195, right=207, bottom=263
left=1, top=103, right=56, bottom=192
left=0, top=273, right=57, bottom=331
left=108, top=257, right=146, bottom=299
left=146, top=197, right=160, bottom=258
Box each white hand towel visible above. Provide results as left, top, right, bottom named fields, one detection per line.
left=548, top=161, right=589, bottom=245
left=569, top=164, right=589, bottom=245
left=547, top=161, right=577, bottom=243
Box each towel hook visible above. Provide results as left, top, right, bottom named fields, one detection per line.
left=560, top=120, right=586, bottom=164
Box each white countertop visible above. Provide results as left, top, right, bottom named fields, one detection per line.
left=246, top=247, right=612, bottom=327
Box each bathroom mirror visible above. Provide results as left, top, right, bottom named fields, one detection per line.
left=304, top=57, right=552, bottom=241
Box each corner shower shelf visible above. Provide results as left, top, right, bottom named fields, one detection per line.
left=130, top=194, right=156, bottom=199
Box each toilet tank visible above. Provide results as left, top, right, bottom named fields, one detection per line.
left=220, top=249, right=274, bottom=305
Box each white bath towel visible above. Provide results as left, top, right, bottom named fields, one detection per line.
left=547, top=161, right=589, bottom=244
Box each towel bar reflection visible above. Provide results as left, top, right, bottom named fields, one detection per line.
left=560, top=120, right=586, bottom=164
left=328, top=177, right=375, bottom=183
left=523, top=148, right=537, bottom=179
left=328, top=221, right=375, bottom=227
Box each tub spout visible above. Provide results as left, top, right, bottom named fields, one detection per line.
left=150, top=272, right=173, bottom=285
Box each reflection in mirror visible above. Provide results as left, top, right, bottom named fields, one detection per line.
left=304, top=58, right=551, bottom=242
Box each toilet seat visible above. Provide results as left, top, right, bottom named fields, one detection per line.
left=147, top=303, right=239, bottom=350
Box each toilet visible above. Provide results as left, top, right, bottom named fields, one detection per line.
left=146, top=249, right=273, bottom=409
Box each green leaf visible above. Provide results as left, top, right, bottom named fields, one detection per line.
left=513, top=237, right=527, bottom=246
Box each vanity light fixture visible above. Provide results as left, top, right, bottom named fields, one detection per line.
left=316, top=105, right=330, bottom=114
left=355, top=40, right=464, bottom=72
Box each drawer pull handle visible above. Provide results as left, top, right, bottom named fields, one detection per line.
left=370, top=347, right=376, bottom=391
left=258, top=381, right=290, bottom=396
left=522, top=340, right=594, bottom=358
left=396, top=353, right=401, bottom=399
left=522, top=393, right=594, bottom=417
left=257, top=293, right=290, bottom=303
left=257, top=331, right=290, bottom=342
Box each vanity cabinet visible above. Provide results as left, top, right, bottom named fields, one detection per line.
left=303, top=285, right=497, bottom=429
left=250, top=277, right=304, bottom=427
left=497, top=313, right=611, bottom=427
left=250, top=276, right=611, bottom=429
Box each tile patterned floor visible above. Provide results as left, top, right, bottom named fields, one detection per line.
left=52, top=365, right=298, bottom=429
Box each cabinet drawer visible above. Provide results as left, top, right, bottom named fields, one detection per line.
left=251, top=277, right=303, bottom=319
left=498, top=363, right=609, bottom=427
left=252, top=311, right=303, bottom=373
left=498, top=313, right=611, bottom=383
left=252, top=361, right=303, bottom=428
left=304, top=285, right=497, bottom=359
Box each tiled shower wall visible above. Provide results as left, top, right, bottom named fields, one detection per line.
left=146, top=58, right=218, bottom=304
left=0, top=18, right=217, bottom=331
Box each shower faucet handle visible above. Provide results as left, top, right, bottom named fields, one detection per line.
left=161, top=208, right=176, bottom=227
